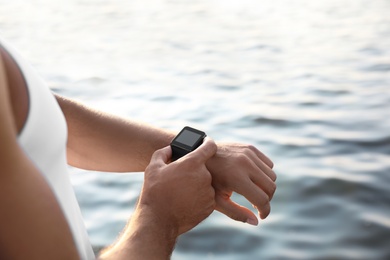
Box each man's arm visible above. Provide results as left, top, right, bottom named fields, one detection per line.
left=55, top=94, right=174, bottom=172
left=56, top=94, right=277, bottom=225
left=1, top=57, right=216, bottom=259
left=99, top=139, right=217, bottom=259
left=0, top=53, right=80, bottom=260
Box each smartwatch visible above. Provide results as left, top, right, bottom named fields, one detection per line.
left=170, top=126, right=207, bottom=161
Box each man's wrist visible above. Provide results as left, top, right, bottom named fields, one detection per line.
left=124, top=205, right=178, bottom=258
left=131, top=203, right=179, bottom=241
left=99, top=204, right=178, bottom=259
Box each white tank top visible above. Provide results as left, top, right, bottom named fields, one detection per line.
left=0, top=36, right=95, bottom=259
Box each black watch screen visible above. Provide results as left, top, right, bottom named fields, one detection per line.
left=170, top=126, right=206, bottom=161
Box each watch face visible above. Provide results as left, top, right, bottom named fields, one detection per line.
left=171, top=126, right=206, bottom=151
left=175, top=129, right=203, bottom=147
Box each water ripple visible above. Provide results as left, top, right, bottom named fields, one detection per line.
left=2, top=0, right=389, bottom=259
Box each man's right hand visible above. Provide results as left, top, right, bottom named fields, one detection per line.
left=99, top=137, right=217, bottom=259
left=139, top=136, right=218, bottom=235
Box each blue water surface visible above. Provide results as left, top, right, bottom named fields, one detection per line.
left=1, top=0, right=389, bottom=259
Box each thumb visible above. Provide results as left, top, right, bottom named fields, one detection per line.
left=186, top=137, right=217, bottom=163
left=150, top=145, right=172, bottom=166
left=215, top=194, right=259, bottom=226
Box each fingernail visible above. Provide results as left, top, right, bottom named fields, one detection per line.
left=246, top=217, right=258, bottom=226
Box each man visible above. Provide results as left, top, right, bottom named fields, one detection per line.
left=0, top=38, right=276, bottom=259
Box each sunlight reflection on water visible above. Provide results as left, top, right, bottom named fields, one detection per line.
left=1, top=0, right=389, bottom=259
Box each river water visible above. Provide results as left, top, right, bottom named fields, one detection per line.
left=1, top=0, right=389, bottom=259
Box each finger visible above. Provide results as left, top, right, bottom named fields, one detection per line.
left=238, top=180, right=271, bottom=220
left=257, top=201, right=271, bottom=220
left=248, top=145, right=274, bottom=169
left=150, top=146, right=172, bottom=167
left=240, top=154, right=277, bottom=200
left=215, top=194, right=259, bottom=226
left=248, top=151, right=277, bottom=182
left=186, top=137, right=217, bottom=164
left=250, top=172, right=277, bottom=201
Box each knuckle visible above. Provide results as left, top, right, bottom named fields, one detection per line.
left=243, top=146, right=254, bottom=156
left=204, top=139, right=217, bottom=154
left=247, top=144, right=275, bottom=169
left=152, top=148, right=164, bottom=159
left=270, top=170, right=277, bottom=181
left=210, top=141, right=218, bottom=154
left=257, top=192, right=270, bottom=207
left=247, top=144, right=257, bottom=152
left=236, top=153, right=250, bottom=165
left=268, top=160, right=274, bottom=169
left=268, top=182, right=277, bottom=199
left=145, top=161, right=157, bottom=172
left=260, top=202, right=271, bottom=219
left=246, top=144, right=261, bottom=157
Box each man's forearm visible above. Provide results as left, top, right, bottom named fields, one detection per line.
left=55, top=94, right=175, bottom=172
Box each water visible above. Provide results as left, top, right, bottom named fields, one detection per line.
left=1, top=0, right=389, bottom=259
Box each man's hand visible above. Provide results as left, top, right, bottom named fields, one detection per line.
left=139, top=137, right=218, bottom=235
left=206, top=143, right=276, bottom=226
left=100, top=137, right=217, bottom=259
